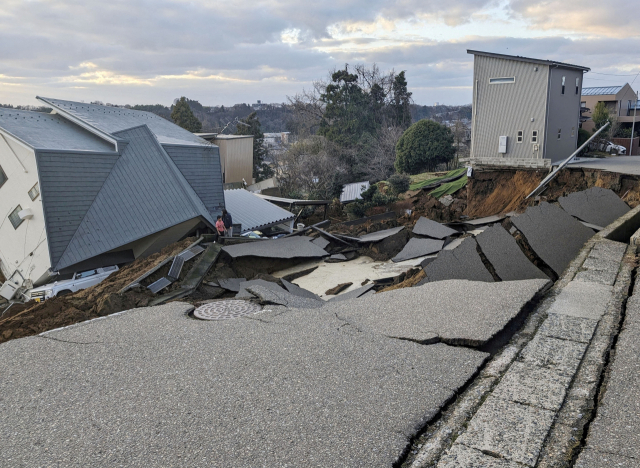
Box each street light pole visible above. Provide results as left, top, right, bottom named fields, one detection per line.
left=631, top=90, right=638, bottom=156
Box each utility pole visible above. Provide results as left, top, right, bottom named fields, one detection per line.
left=631, top=90, right=638, bottom=156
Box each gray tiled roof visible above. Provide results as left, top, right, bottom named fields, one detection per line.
left=224, top=189, right=294, bottom=232
left=581, top=86, right=624, bottom=96
left=53, top=125, right=214, bottom=271
left=37, top=97, right=208, bottom=146
left=0, top=108, right=115, bottom=152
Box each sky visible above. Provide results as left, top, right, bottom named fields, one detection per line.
left=1, top=0, right=638, bottom=108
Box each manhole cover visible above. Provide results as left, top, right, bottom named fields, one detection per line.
left=193, top=300, right=262, bottom=321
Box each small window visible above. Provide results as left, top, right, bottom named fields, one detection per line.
left=489, top=77, right=515, bottom=84
left=8, top=205, right=23, bottom=230
left=532, top=130, right=538, bottom=143
left=561, top=76, right=566, bottom=94
left=76, top=269, right=98, bottom=279
left=571, top=127, right=575, bottom=138
left=581, top=101, right=586, bottom=108
left=0, top=165, right=7, bottom=189
left=575, top=77, right=580, bottom=95
left=517, top=130, right=523, bottom=143
left=28, top=182, right=39, bottom=201
left=557, top=128, right=562, bottom=140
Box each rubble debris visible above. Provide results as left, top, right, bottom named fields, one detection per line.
left=218, top=278, right=247, bottom=292
left=328, top=284, right=376, bottom=302
left=148, top=277, right=173, bottom=294
left=340, top=212, right=396, bottom=227
left=325, top=283, right=353, bottom=295
left=222, top=236, right=329, bottom=259
left=438, top=195, right=454, bottom=207
left=280, top=266, right=319, bottom=282
left=358, top=228, right=410, bottom=261
left=510, top=202, right=594, bottom=276
left=311, top=237, right=330, bottom=249
left=392, top=238, right=444, bottom=263
left=236, top=279, right=285, bottom=299
left=475, top=225, right=549, bottom=281
left=378, top=269, right=426, bottom=292
left=326, top=254, right=348, bottom=263
left=281, top=279, right=322, bottom=301
left=336, top=278, right=550, bottom=346
left=558, top=187, right=630, bottom=228
left=422, top=237, right=495, bottom=284
left=312, top=227, right=358, bottom=246
left=413, top=217, right=459, bottom=239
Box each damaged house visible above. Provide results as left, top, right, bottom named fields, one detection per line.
left=468, top=50, right=590, bottom=168
left=0, top=98, right=224, bottom=295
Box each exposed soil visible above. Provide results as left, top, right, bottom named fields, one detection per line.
left=377, top=268, right=425, bottom=293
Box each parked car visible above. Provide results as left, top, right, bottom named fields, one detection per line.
left=597, top=141, right=627, bottom=155
left=28, top=265, right=119, bottom=302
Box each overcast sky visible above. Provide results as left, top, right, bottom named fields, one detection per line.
left=1, top=0, right=638, bottom=108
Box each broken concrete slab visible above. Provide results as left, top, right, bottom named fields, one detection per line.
left=575, top=449, right=638, bottom=468
left=558, top=187, right=630, bottom=228
left=510, top=202, right=594, bottom=276
left=235, top=279, right=285, bottom=299
left=222, top=236, right=329, bottom=259
left=438, top=444, right=522, bottom=468
left=336, top=279, right=549, bottom=346
left=311, top=236, right=330, bottom=249
left=476, top=225, right=549, bottom=281
left=281, top=278, right=322, bottom=301
left=574, top=239, right=627, bottom=286
left=422, top=237, right=495, bottom=283
left=326, top=253, right=347, bottom=263
left=538, top=313, right=599, bottom=343
left=492, top=361, right=572, bottom=411
left=217, top=277, right=247, bottom=292
left=413, top=217, right=458, bottom=239
left=546, top=280, right=613, bottom=320
left=455, top=396, right=555, bottom=466
left=392, top=238, right=444, bottom=263
left=328, top=284, right=376, bottom=302
left=246, top=285, right=325, bottom=309
left=357, top=226, right=405, bottom=243
left=0, top=302, right=488, bottom=467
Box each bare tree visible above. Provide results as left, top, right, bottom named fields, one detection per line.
left=363, top=126, right=404, bottom=181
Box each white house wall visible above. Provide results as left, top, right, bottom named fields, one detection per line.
left=0, top=134, right=51, bottom=286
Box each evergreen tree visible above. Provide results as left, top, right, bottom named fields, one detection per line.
left=395, top=120, right=455, bottom=174
left=171, top=97, right=202, bottom=132
left=392, top=71, right=412, bottom=129
left=235, top=112, right=273, bottom=181
left=591, top=101, right=611, bottom=130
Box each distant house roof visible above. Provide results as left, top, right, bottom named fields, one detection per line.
left=224, top=189, right=294, bottom=232
left=581, top=86, right=624, bottom=96
left=340, top=181, right=370, bottom=203
left=37, top=97, right=209, bottom=146
left=0, top=108, right=114, bottom=152
left=467, top=50, right=590, bottom=72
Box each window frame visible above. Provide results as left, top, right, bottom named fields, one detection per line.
left=517, top=130, right=523, bottom=143
left=571, top=127, right=576, bottom=138
left=557, top=128, right=562, bottom=140
left=0, top=165, right=7, bottom=189
left=28, top=182, right=39, bottom=201
left=8, top=205, right=23, bottom=230
left=561, top=76, right=566, bottom=94
left=489, top=77, right=516, bottom=84
left=531, top=130, right=538, bottom=144
left=575, top=77, right=580, bottom=95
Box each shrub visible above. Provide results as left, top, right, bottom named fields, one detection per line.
left=388, top=173, right=411, bottom=194
left=395, top=119, right=455, bottom=174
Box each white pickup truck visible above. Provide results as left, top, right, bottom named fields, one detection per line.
left=28, top=265, right=119, bottom=302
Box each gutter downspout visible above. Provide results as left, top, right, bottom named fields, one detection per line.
left=631, top=91, right=638, bottom=155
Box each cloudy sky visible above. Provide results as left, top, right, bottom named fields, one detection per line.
left=1, top=0, right=638, bottom=107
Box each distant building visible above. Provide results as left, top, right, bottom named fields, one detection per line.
left=580, top=84, right=639, bottom=133
left=0, top=99, right=223, bottom=293
left=468, top=50, right=590, bottom=167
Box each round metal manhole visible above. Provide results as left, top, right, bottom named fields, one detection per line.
left=193, top=300, right=262, bottom=321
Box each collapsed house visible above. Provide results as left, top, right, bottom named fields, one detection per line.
left=0, top=98, right=224, bottom=296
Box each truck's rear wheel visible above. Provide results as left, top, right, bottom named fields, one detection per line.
left=57, top=290, right=73, bottom=297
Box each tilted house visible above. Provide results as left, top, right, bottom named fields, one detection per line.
left=0, top=98, right=224, bottom=290
left=468, top=50, right=590, bottom=167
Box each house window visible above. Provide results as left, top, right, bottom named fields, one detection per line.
left=8, top=205, right=23, bottom=230
left=575, top=77, right=580, bottom=95
left=0, top=165, right=6, bottom=189
left=571, top=127, right=575, bottom=138
left=557, top=129, right=562, bottom=140
left=28, top=182, right=39, bottom=201
left=532, top=130, right=538, bottom=143
left=562, top=76, right=566, bottom=94
left=517, top=130, right=523, bottom=143
left=581, top=101, right=586, bottom=108
left=489, top=77, right=515, bottom=84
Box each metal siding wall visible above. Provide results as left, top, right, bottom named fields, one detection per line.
left=164, top=145, right=225, bottom=214
left=36, top=151, right=119, bottom=267
left=472, top=56, right=549, bottom=161
left=545, top=68, right=584, bottom=164
left=215, top=137, right=253, bottom=184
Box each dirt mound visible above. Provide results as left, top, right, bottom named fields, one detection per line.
left=0, top=237, right=197, bottom=344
